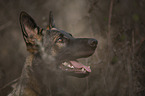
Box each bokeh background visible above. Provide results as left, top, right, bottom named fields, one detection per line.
left=0, top=0, right=145, bottom=96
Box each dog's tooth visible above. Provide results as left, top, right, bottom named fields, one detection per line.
left=71, top=66, right=74, bottom=68
left=68, top=64, right=71, bottom=68
left=63, top=62, right=68, bottom=66
left=62, top=62, right=74, bottom=68
left=69, top=65, right=74, bottom=69
left=64, top=62, right=68, bottom=65
left=81, top=68, right=85, bottom=71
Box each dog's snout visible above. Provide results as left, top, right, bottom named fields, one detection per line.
left=88, top=39, right=98, bottom=48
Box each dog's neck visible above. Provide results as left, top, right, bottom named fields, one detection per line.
left=25, top=53, right=58, bottom=81
left=16, top=54, right=50, bottom=95
left=15, top=53, right=64, bottom=95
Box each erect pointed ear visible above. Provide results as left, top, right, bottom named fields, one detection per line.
left=47, top=11, right=56, bottom=30
left=20, top=11, right=42, bottom=53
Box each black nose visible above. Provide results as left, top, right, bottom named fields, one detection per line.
left=88, top=39, right=98, bottom=48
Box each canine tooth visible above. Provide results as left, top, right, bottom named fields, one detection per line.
left=62, top=62, right=74, bottom=68
left=69, top=65, right=74, bottom=68
left=68, top=64, right=71, bottom=67
left=66, top=64, right=73, bottom=68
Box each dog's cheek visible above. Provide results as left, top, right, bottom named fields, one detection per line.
left=56, top=42, right=66, bottom=49
left=50, top=44, right=60, bottom=56
left=50, top=43, right=66, bottom=56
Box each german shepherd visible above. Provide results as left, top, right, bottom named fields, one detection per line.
left=0, top=11, right=98, bottom=96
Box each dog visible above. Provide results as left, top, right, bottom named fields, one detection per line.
left=0, top=11, right=98, bottom=96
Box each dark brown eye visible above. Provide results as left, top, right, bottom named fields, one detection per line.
left=57, top=38, right=63, bottom=43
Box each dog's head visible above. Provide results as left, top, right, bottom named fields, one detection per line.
left=20, top=11, right=98, bottom=78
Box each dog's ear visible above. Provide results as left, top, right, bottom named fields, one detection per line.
left=20, top=11, right=41, bottom=53
left=47, top=11, right=56, bottom=30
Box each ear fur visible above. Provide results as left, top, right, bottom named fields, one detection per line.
left=20, top=11, right=42, bottom=53
left=47, top=11, right=56, bottom=30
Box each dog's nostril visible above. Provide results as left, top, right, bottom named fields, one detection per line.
left=88, top=39, right=98, bottom=48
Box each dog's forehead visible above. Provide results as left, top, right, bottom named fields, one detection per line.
left=47, top=28, right=72, bottom=38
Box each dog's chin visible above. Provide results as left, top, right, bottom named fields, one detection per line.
left=64, top=71, right=90, bottom=78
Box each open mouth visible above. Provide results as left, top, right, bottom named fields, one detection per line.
left=59, top=60, right=91, bottom=78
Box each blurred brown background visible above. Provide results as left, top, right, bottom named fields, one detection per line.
left=0, top=0, right=145, bottom=96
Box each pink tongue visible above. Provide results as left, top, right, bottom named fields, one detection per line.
left=70, top=61, right=91, bottom=72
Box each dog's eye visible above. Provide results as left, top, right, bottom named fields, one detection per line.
left=57, top=38, right=63, bottom=43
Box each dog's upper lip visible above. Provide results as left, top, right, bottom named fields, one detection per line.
left=69, top=61, right=91, bottom=72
